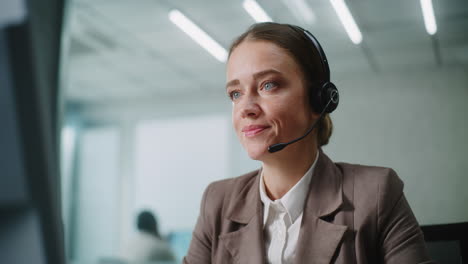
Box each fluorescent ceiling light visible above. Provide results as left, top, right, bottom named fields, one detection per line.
left=330, top=0, right=362, bottom=44
left=168, top=9, right=228, bottom=63
left=420, top=0, right=437, bottom=35
left=243, top=0, right=273, bottom=22
left=281, top=0, right=315, bottom=24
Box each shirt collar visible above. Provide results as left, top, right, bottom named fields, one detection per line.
left=259, top=151, right=319, bottom=225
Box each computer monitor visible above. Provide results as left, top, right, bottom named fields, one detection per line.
left=0, top=0, right=65, bottom=263
left=421, top=222, right=468, bottom=264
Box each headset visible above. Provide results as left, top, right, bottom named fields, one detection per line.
left=289, top=25, right=339, bottom=114
left=267, top=25, right=340, bottom=153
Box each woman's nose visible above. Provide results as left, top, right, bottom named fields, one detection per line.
left=239, top=97, right=261, bottom=118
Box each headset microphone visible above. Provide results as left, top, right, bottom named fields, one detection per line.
left=267, top=91, right=338, bottom=153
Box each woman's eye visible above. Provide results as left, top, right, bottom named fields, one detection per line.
left=263, top=82, right=276, bottom=91
left=230, top=91, right=241, bottom=100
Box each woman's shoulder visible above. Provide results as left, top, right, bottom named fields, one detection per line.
left=337, top=162, right=403, bottom=189
left=200, top=169, right=260, bottom=214
left=335, top=162, right=404, bottom=204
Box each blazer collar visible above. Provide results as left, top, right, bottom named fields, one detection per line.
left=220, top=149, right=347, bottom=263
left=305, top=148, right=344, bottom=218
left=225, top=169, right=262, bottom=224
left=295, top=149, right=348, bottom=263
left=225, top=148, right=343, bottom=223
left=220, top=169, right=265, bottom=263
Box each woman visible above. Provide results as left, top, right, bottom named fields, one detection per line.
left=184, top=22, right=434, bottom=264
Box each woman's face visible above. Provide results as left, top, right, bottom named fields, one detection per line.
left=226, top=40, right=316, bottom=160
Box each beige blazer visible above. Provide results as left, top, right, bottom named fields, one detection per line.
left=184, top=150, right=434, bottom=263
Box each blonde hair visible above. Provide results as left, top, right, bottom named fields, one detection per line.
left=317, top=114, right=333, bottom=146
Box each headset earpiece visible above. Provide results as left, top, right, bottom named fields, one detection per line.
left=321, top=82, right=339, bottom=113
left=293, top=26, right=339, bottom=114
left=309, top=82, right=339, bottom=114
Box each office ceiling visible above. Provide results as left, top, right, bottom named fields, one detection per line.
left=64, top=0, right=468, bottom=106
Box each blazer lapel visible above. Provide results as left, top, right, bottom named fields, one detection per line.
left=295, top=217, right=347, bottom=264
left=295, top=149, right=348, bottom=264
left=219, top=170, right=265, bottom=263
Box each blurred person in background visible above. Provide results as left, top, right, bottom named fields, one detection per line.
left=183, top=22, right=434, bottom=263
left=121, top=210, right=176, bottom=263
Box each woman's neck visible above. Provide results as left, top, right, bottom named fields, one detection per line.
left=261, top=144, right=318, bottom=200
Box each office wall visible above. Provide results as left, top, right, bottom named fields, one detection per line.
left=326, top=68, right=468, bottom=225
left=132, top=115, right=230, bottom=232
left=73, top=126, right=120, bottom=262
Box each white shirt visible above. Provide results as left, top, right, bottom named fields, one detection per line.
left=259, top=152, right=319, bottom=264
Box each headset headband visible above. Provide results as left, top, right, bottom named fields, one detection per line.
left=289, top=25, right=331, bottom=83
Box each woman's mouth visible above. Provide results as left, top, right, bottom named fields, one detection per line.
left=242, top=125, right=270, bottom=138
